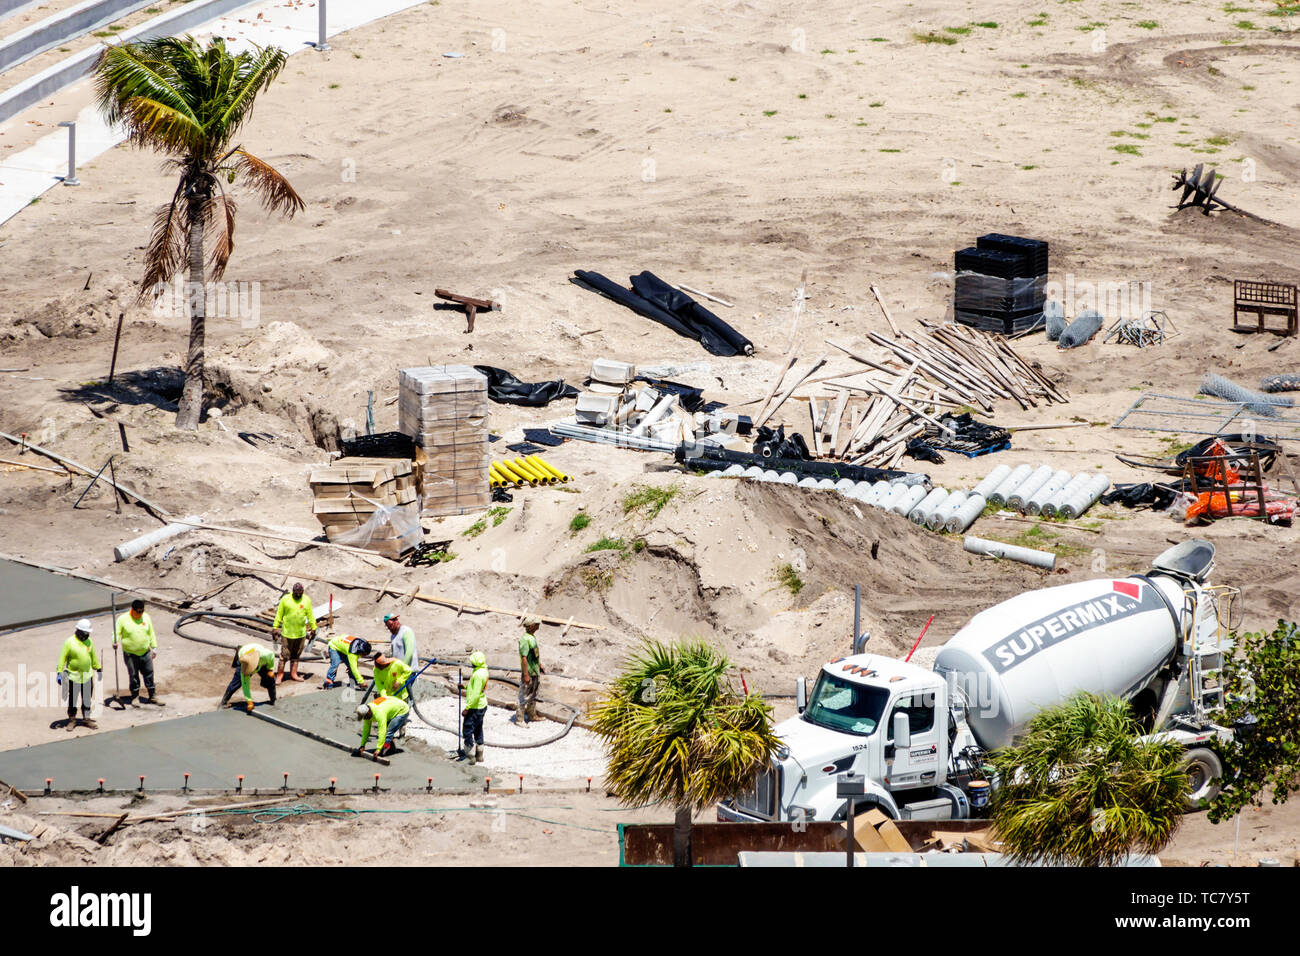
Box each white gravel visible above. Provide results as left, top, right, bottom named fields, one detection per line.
left=405, top=696, right=607, bottom=781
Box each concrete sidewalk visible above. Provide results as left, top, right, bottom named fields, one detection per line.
left=0, top=0, right=428, bottom=225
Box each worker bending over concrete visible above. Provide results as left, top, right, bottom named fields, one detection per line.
left=372, top=651, right=412, bottom=701
left=324, top=636, right=369, bottom=689
left=354, top=695, right=409, bottom=758
left=461, top=651, right=489, bottom=766
left=383, top=613, right=417, bottom=668
left=219, top=643, right=277, bottom=712
left=515, top=617, right=545, bottom=724
left=273, top=582, right=317, bottom=684
left=57, top=619, right=102, bottom=731
left=115, top=599, right=159, bottom=707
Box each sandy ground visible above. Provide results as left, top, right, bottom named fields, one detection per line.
left=2, top=0, right=1300, bottom=865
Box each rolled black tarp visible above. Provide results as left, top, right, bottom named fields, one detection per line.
left=571, top=269, right=754, bottom=357
left=472, top=366, right=579, bottom=407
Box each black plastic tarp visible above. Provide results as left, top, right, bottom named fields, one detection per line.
left=571, top=270, right=754, bottom=357
left=473, top=366, right=579, bottom=407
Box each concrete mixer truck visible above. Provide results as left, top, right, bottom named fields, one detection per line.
left=719, top=540, right=1237, bottom=824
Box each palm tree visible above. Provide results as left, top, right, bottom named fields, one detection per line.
left=987, top=693, right=1187, bottom=866
left=590, top=639, right=781, bottom=867
left=93, top=35, right=304, bottom=430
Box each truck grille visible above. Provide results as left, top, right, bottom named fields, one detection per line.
left=734, top=765, right=779, bottom=820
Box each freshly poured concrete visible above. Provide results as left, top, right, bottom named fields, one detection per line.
left=0, top=558, right=116, bottom=631
left=0, top=691, right=483, bottom=791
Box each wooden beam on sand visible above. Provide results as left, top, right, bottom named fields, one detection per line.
left=225, top=560, right=605, bottom=631
left=754, top=353, right=829, bottom=429
left=870, top=284, right=901, bottom=337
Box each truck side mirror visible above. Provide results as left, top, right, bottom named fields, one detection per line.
left=893, top=711, right=911, bottom=749
left=796, top=677, right=807, bottom=714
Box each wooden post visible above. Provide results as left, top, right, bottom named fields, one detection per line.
left=108, top=312, right=124, bottom=386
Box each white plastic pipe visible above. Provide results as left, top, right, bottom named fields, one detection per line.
left=971, top=464, right=1011, bottom=501
left=760, top=470, right=782, bottom=482
left=797, top=476, right=819, bottom=488
left=1025, top=469, right=1072, bottom=517
left=631, top=393, right=676, bottom=436
left=114, top=514, right=203, bottom=562
left=986, top=463, right=1033, bottom=507
left=1042, top=472, right=1091, bottom=518
left=777, top=472, right=798, bottom=485
left=815, top=478, right=837, bottom=490
left=892, top=484, right=928, bottom=517
left=849, top=480, right=875, bottom=501
left=1007, top=464, right=1055, bottom=513
left=1060, top=473, right=1111, bottom=519
left=742, top=465, right=765, bottom=479
left=964, top=535, right=1056, bottom=570
left=720, top=464, right=746, bottom=477
left=910, top=487, right=949, bottom=525
left=928, top=491, right=967, bottom=531
left=834, top=478, right=856, bottom=494
left=877, top=482, right=908, bottom=511
left=945, top=493, right=987, bottom=534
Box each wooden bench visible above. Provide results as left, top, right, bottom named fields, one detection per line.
left=1233, top=280, right=1297, bottom=337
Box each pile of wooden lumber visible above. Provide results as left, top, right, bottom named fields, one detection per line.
left=399, top=365, right=491, bottom=517
left=309, top=458, right=421, bottom=558
left=754, top=323, right=1067, bottom=469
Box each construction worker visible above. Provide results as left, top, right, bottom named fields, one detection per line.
left=219, top=643, right=277, bottom=712
left=515, top=617, right=545, bottom=724
left=324, top=635, right=369, bottom=689
left=272, top=582, right=317, bottom=683
left=372, top=651, right=413, bottom=701
left=354, top=695, right=409, bottom=758
left=115, top=599, right=159, bottom=707
left=57, top=619, right=102, bottom=731
left=383, top=613, right=417, bottom=668
left=461, top=651, right=489, bottom=765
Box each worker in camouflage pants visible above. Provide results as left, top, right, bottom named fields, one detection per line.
left=515, top=618, right=544, bottom=724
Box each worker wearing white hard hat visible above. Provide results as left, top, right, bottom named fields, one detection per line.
left=57, top=619, right=102, bottom=731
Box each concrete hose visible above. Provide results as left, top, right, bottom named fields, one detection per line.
left=173, top=609, right=330, bottom=660
left=411, top=659, right=579, bottom=749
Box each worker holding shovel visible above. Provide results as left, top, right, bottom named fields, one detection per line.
left=354, top=695, right=409, bottom=759
left=57, top=619, right=102, bottom=731
left=372, top=652, right=413, bottom=702
left=272, top=583, right=317, bottom=684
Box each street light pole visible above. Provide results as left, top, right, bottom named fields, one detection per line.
left=317, top=0, right=330, bottom=51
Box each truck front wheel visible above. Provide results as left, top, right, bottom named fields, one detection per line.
left=1181, top=747, right=1223, bottom=810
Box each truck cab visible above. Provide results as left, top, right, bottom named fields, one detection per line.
left=719, top=654, right=974, bottom=823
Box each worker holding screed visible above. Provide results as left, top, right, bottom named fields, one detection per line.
left=272, top=582, right=317, bottom=684
left=57, top=619, right=102, bottom=731
left=515, top=618, right=545, bottom=725
left=115, top=599, right=160, bottom=707
left=324, top=635, right=368, bottom=689
left=218, top=643, right=277, bottom=712
left=354, top=695, right=410, bottom=759
left=383, top=613, right=417, bottom=669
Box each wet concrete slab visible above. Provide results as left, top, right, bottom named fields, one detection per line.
left=0, top=559, right=117, bottom=632
left=0, top=690, right=482, bottom=792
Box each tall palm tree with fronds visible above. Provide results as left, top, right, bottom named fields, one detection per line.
left=987, top=693, right=1188, bottom=866
left=93, top=35, right=304, bottom=430
left=590, top=639, right=781, bottom=867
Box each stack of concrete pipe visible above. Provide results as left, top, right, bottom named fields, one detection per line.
left=986, top=463, right=1112, bottom=519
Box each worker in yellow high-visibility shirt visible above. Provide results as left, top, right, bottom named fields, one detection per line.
left=218, top=643, right=277, bottom=712
left=324, top=636, right=368, bottom=689
left=460, top=651, right=489, bottom=766
left=372, top=652, right=413, bottom=701
left=57, top=619, right=102, bottom=731
left=354, top=695, right=410, bottom=758
left=115, top=599, right=159, bottom=707
left=272, top=582, right=316, bottom=684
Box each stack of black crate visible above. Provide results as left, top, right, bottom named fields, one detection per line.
left=953, top=234, right=1049, bottom=335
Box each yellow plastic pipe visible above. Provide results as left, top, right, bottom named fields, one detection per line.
left=495, top=461, right=531, bottom=486
left=489, top=463, right=516, bottom=485
left=526, top=455, right=569, bottom=483
left=512, top=458, right=552, bottom=485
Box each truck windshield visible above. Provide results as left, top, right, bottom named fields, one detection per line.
left=803, top=672, right=890, bottom=736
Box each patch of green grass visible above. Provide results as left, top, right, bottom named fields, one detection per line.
left=1242, top=84, right=1255, bottom=91
left=825, top=113, right=836, bottom=118
left=622, top=484, right=680, bottom=520
left=1136, top=121, right=1153, bottom=128
left=975, top=21, right=999, bottom=28
left=879, top=147, right=902, bottom=152
left=421, top=550, right=457, bottom=564
left=869, top=100, right=884, bottom=107
left=913, top=30, right=959, bottom=44
left=27, top=197, right=39, bottom=206
left=663, top=107, right=672, bottom=113
left=92, top=30, right=113, bottom=36
left=1208, top=66, right=1224, bottom=77
left=582, top=567, right=614, bottom=593
left=1234, top=19, right=1257, bottom=29
left=1136, top=20, right=1159, bottom=29
left=775, top=563, right=804, bottom=596
left=1021, top=164, right=1038, bottom=170
left=1154, top=115, right=1177, bottom=122
left=1077, top=22, right=1107, bottom=31
left=1019, top=63, right=1030, bottom=68
left=820, top=48, right=835, bottom=54
left=586, top=536, right=628, bottom=554
left=489, top=506, right=511, bottom=527
left=784, top=135, right=799, bottom=140
left=797, top=93, right=808, bottom=99
left=1111, top=143, right=1142, bottom=155
left=944, top=25, right=972, bottom=34
left=1011, top=92, right=1028, bottom=98
left=762, top=109, right=778, bottom=117
left=1028, top=17, right=1048, bottom=26
left=462, top=517, right=487, bottom=539
left=869, top=37, right=890, bottom=42
left=1205, top=134, right=1233, bottom=146
left=353, top=52, right=362, bottom=59
left=328, top=83, right=340, bottom=90
left=728, top=76, right=737, bottom=81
